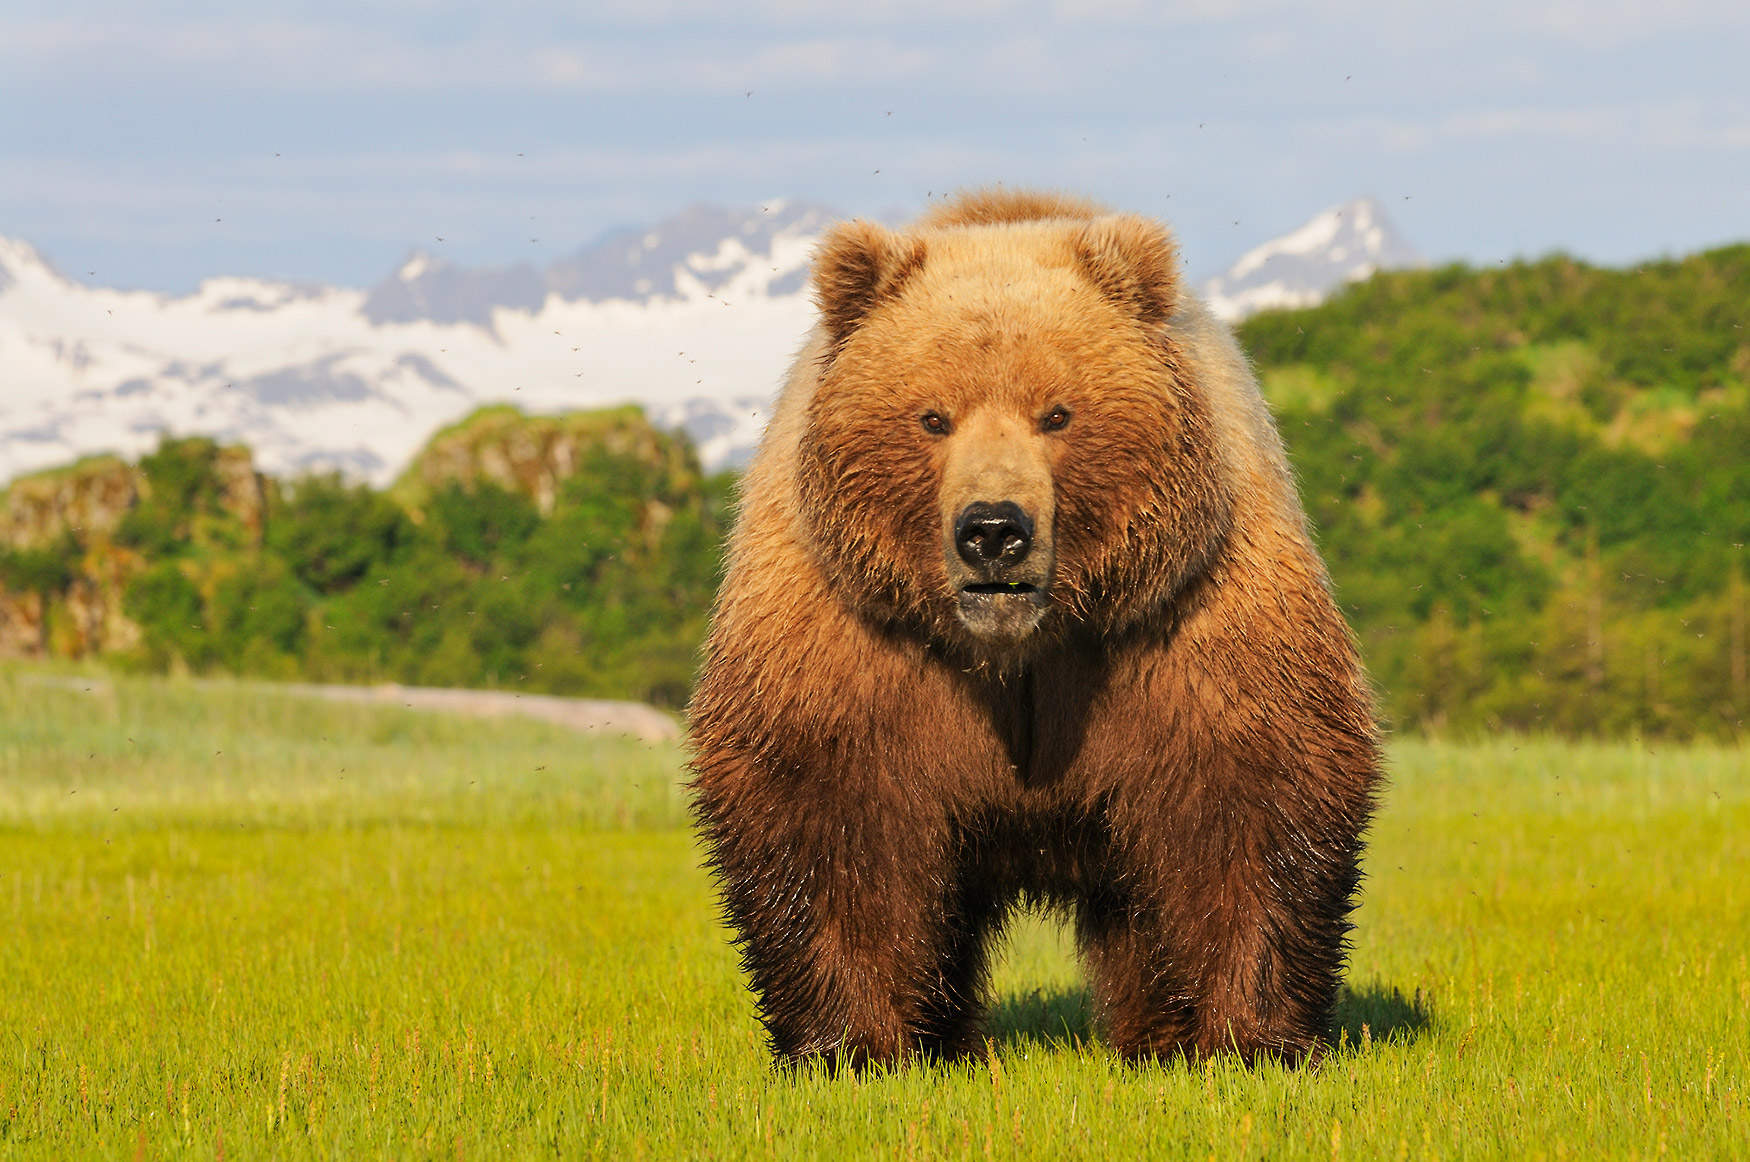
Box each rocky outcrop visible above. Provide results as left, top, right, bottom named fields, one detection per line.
left=0, top=590, right=44, bottom=656
left=0, top=441, right=262, bottom=659
left=0, top=455, right=138, bottom=549
left=390, top=404, right=700, bottom=518
left=0, top=407, right=703, bottom=669
left=206, top=445, right=268, bottom=545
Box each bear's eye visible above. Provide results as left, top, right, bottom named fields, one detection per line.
left=921, top=411, right=950, bottom=435
left=1042, top=406, right=1071, bottom=432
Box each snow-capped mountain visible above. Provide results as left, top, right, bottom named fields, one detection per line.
left=361, top=201, right=826, bottom=329
left=1200, top=197, right=1422, bottom=321
left=0, top=202, right=829, bottom=486
left=0, top=197, right=1414, bottom=488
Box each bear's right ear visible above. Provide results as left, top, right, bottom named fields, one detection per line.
left=812, top=221, right=927, bottom=351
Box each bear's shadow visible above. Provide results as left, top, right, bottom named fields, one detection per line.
left=984, top=981, right=1432, bottom=1054
left=984, top=985, right=1097, bottom=1050
left=1331, top=981, right=1434, bottom=1048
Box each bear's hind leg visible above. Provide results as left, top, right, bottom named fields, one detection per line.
left=911, top=888, right=1008, bottom=1061
left=1076, top=898, right=1200, bottom=1061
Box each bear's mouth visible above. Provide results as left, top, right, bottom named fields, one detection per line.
left=955, top=579, right=1048, bottom=642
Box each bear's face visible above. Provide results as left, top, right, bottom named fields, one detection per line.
left=797, top=217, right=1233, bottom=661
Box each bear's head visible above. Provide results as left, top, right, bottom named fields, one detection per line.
left=796, top=193, right=1236, bottom=663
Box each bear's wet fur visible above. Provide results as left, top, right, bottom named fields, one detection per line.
left=688, top=190, right=1381, bottom=1068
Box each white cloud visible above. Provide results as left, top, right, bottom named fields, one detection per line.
left=1346, top=100, right=1750, bottom=155
left=0, top=12, right=957, bottom=94
left=6, top=1, right=1748, bottom=101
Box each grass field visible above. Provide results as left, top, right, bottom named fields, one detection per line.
left=1, top=666, right=1746, bottom=1159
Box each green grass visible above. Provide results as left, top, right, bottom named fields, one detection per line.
left=0, top=670, right=688, bottom=830
left=1, top=668, right=1746, bottom=1158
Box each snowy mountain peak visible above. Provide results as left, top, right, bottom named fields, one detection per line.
left=397, top=253, right=437, bottom=282
left=0, top=203, right=831, bottom=487
left=361, top=200, right=835, bottom=330
left=1201, top=197, right=1422, bottom=321
left=1, top=196, right=1418, bottom=490
left=0, top=235, right=67, bottom=295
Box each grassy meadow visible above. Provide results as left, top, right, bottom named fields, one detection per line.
left=0, top=666, right=1746, bottom=1159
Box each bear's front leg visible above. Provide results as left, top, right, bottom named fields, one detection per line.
left=692, top=755, right=983, bottom=1067
left=1181, top=808, right=1368, bottom=1064
left=1084, top=784, right=1368, bottom=1065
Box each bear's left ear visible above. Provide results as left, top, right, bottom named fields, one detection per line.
left=1074, top=215, right=1180, bottom=327
left=812, top=221, right=927, bottom=350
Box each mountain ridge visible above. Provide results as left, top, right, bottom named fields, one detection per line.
left=0, top=197, right=1413, bottom=487
left=1202, top=196, right=1422, bottom=320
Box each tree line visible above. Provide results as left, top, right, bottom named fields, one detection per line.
left=0, top=407, right=729, bottom=710
left=1237, top=243, right=1749, bottom=738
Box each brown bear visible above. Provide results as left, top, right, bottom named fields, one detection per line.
left=688, top=190, right=1380, bottom=1068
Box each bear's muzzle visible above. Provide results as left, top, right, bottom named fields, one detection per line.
left=949, top=499, right=1051, bottom=641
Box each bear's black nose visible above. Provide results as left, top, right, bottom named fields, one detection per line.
left=955, top=502, right=1034, bottom=569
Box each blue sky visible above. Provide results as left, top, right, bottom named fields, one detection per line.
left=3, top=0, right=1746, bottom=292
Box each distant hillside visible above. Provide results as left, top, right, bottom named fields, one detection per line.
left=1240, top=244, right=1750, bottom=738
left=0, top=407, right=727, bottom=708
